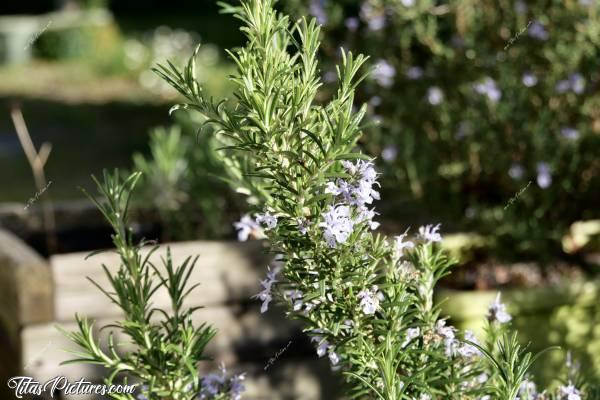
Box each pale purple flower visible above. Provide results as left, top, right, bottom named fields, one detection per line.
left=234, top=215, right=262, bottom=241
left=381, top=145, right=397, bottom=162
left=229, top=373, right=246, bottom=400
left=319, top=204, right=355, bottom=248
left=427, top=86, right=444, bottom=105
left=402, top=327, right=420, bottom=348
left=316, top=340, right=330, bottom=357
left=286, top=290, right=304, bottom=311
left=202, top=372, right=225, bottom=395
left=253, top=265, right=281, bottom=313
left=580, top=0, right=592, bottom=5
left=354, top=180, right=381, bottom=205
left=358, top=206, right=380, bottom=230
left=556, top=73, right=585, bottom=94
left=474, top=77, right=502, bottom=102
left=458, top=330, right=480, bottom=358
left=436, top=320, right=458, bottom=357
left=297, top=218, right=310, bottom=235
left=368, top=15, right=386, bottom=31
left=522, top=72, right=538, bottom=87
left=418, top=224, right=442, bottom=243
left=401, top=0, right=415, bottom=7
left=556, top=79, right=571, bottom=93
left=558, top=383, right=581, bottom=400
left=137, top=387, right=149, bottom=400
left=357, top=286, right=381, bottom=315
left=487, top=293, right=512, bottom=324
left=373, top=59, right=396, bottom=88
left=360, top=3, right=387, bottom=31
left=569, top=73, right=585, bottom=94
left=328, top=350, right=340, bottom=365
left=509, top=163, right=525, bottom=180
left=345, top=17, right=360, bottom=31
left=199, top=366, right=246, bottom=400
left=325, top=179, right=351, bottom=200
left=536, top=162, right=552, bottom=189
left=394, top=230, right=415, bottom=257
left=514, top=0, right=528, bottom=14
left=256, top=211, right=277, bottom=230
left=519, top=379, right=538, bottom=398
left=309, top=0, right=327, bottom=25
left=406, top=66, right=424, bottom=80
left=337, top=160, right=380, bottom=206
left=528, top=21, right=549, bottom=40
left=561, top=127, right=579, bottom=140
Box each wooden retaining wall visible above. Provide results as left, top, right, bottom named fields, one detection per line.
left=0, top=230, right=339, bottom=400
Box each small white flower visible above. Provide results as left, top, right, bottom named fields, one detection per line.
left=394, top=230, right=415, bottom=257
left=528, top=21, right=549, bottom=41
left=473, top=77, right=502, bottom=102
left=561, top=127, right=579, bottom=140
left=509, top=163, right=525, bottom=180
left=381, top=145, right=398, bottom=162
left=519, top=378, right=538, bottom=398
left=328, top=350, right=340, bottom=365
left=297, top=218, right=310, bottom=235
left=345, top=17, right=360, bottom=32
left=458, top=330, right=480, bottom=358
left=427, top=86, right=444, bottom=105
left=536, top=162, right=552, bottom=189
left=234, top=214, right=263, bottom=241
left=487, top=293, right=512, bottom=324
left=256, top=211, right=278, bottom=230
left=316, top=341, right=329, bottom=357
left=319, top=204, right=355, bottom=248
left=522, top=72, right=538, bottom=87
left=401, top=327, right=420, bottom=348
left=373, top=60, right=396, bottom=88
left=357, top=286, right=381, bottom=315
left=558, top=382, right=581, bottom=400
left=418, top=224, right=442, bottom=243
left=252, top=265, right=281, bottom=313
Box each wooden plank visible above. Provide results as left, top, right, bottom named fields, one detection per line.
left=51, top=240, right=272, bottom=322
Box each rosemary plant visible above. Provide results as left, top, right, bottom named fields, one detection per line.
left=155, top=0, right=589, bottom=398
left=61, top=170, right=245, bottom=400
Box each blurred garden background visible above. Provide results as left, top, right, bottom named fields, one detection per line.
left=0, top=0, right=598, bottom=399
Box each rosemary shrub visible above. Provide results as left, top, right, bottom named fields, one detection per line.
left=155, top=0, right=590, bottom=398
left=62, top=170, right=245, bottom=400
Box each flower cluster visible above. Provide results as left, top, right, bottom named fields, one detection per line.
left=321, top=160, right=381, bottom=247
left=252, top=264, right=281, bottom=313
left=199, top=365, right=246, bottom=400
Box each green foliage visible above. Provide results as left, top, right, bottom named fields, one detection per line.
left=132, top=123, right=234, bottom=240
left=285, top=0, right=600, bottom=262
left=156, top=0, right=591, bottom=398
left=60, top=170, right=225, bottom=400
